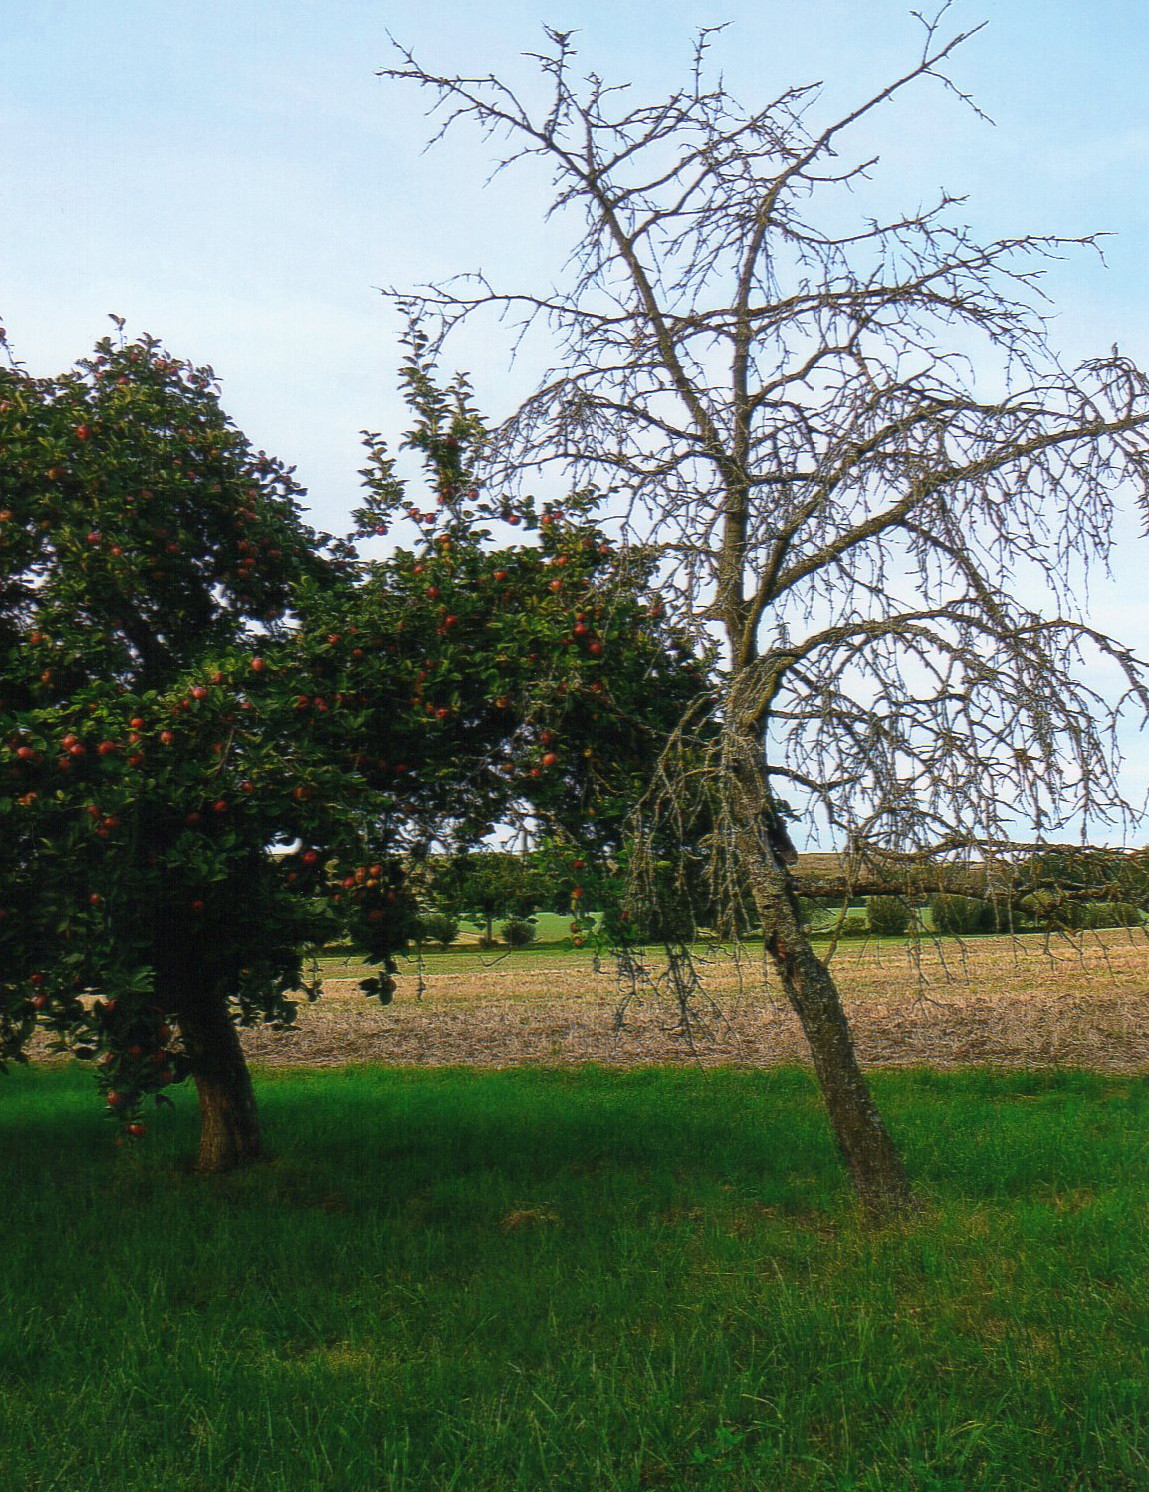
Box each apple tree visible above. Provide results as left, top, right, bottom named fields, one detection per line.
left=1, top=324, right=711, bottom=1170
left=0, top=326, right=408, bottom=1168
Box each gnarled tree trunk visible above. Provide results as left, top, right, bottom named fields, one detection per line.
left=154, top=919, right=263, bottom=1173
left=174, top=994, right=263, bottom=1172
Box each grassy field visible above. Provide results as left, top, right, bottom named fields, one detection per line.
left=2, top=1062, right=1148, bottom=1490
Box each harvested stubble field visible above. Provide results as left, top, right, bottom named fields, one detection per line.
left=238, top=927, right=1149, bottom=1071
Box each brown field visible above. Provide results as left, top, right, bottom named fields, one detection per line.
left=231, top=929, right=1149, bottom=1072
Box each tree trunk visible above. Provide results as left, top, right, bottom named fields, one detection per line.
left=724, top=730, right=912, bottom=1219
left=744, top=837, right=912, bottom=1217
left=770, top=911, right=911, bottom=1216
left=174, top=994, right=263, bottom=1173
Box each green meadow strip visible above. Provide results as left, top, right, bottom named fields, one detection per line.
left=1, top=1064, right=1147, bottom=1490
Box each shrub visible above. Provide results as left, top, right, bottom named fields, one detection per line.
left=866, top=896, right=911, bottom=937
left=929, top=893, right=995, bottom=935
left=1069, top=900, right=1143, bottom=930
left=797, top=897, right=837, bottom=931
left=1017, top=889, right=1070, bottom=930
left=835, top=915, right=871, bottom=939
left=416, top=912, right=461, bottom=951
left=499, top=917, right=537, bottom=948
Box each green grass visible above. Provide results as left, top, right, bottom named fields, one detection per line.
left=2, top=1064, right=1148, bottom=1490
left=455, top=910, right=597, bottom=943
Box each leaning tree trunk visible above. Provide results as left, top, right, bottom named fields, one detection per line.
left=752, top=850, right=911, bottom=1218
left=727, top=737, right=912, bottom=1219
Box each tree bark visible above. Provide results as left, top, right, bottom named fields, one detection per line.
left=174, top=994, right=263, bottom=1173
left=726, top=734, right=913, bottom=1219
left=747, top=845, right=912, bottom=1217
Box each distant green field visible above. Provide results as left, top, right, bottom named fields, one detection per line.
left=455, top=909, right=597, bottom=944
left=2, top=1063, right=1147, bottom=1490
left=317, top=906, right=1076, bottom=980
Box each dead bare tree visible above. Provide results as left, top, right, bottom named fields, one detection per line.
left=383, top=11, right=1149, bottom=1217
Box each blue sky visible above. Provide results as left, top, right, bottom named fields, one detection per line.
left=4, top=0, right=1149, bottom=832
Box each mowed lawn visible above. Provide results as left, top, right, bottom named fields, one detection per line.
left=2, top=1063, right=1148, bottom=1491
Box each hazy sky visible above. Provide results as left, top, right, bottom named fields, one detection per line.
left=5, top=0, right=1149, bottom=832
